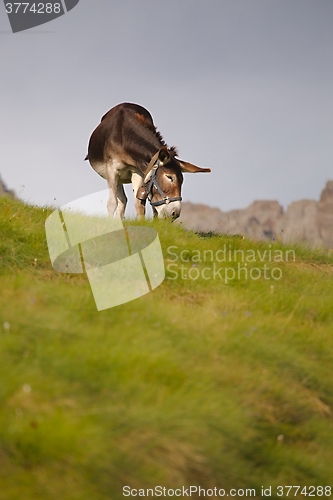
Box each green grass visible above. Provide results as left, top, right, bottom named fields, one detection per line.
left=0, top=196, right=333, bottom=499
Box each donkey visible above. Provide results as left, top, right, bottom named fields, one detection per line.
left=85, top=103, right=210, bottom=219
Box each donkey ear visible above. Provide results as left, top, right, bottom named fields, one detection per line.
left=178, top=160, right=211, bottom=173
left=158, top=146, right=170, bottom=165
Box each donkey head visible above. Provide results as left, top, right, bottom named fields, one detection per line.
left=137, top=146, right=210, bottom=219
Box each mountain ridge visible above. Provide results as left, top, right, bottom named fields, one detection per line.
left=179, top=180, right=333, bottom=248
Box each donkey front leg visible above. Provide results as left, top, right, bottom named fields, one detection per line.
left=131, top=172, right=146, bottom=219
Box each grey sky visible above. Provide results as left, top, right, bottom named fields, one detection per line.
left=1, top=0, right=332, bottom=215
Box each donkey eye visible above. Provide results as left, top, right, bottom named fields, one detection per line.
left=165, top=175, right=174, bottom=182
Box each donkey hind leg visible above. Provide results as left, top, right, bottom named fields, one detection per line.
left=131, top=172, right=146, bottom=219
left=105, top=165, right=118, bottom=218
left=115, top=183, right=127, bottom=218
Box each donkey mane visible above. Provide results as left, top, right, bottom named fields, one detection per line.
left=146, top=127, right=179, bottom=158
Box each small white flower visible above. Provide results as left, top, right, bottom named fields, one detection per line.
left=3, top=321, right=10, bottom=331
left=22, top=384, right=31, bottom=394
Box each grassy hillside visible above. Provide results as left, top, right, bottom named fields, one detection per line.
left=0, top=196, right=333, bottom=500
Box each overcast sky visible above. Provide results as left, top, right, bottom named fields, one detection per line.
left=1, top=0, right=332, bottom=216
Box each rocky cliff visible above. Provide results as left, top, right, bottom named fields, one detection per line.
left=178, top=181, right=333, bottom=248
left=0, top=176, right=15, bottom=198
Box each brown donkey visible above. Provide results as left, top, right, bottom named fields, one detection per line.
left=85, top=103, right=211, bottom=219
